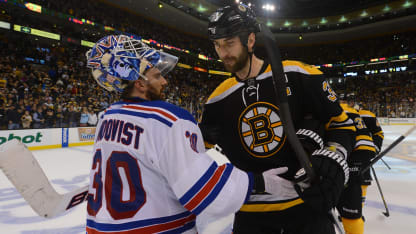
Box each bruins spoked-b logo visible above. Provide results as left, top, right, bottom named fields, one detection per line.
left=238, top=102, right=286, bottom=158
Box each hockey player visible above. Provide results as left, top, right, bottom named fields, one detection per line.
left=84, top=35, right=297, bottom=234
left=358, top=105, right=384, bottom=184
left=337, top=100, right=377, bottom=234
left=358, top=104, right=384, bottom=220
left=200, top=3, right=355, bottom=234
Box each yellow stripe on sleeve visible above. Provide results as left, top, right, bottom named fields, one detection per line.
left=356, top=135, right=373, bottom=142
left=354, top=145, right=376, bottom=152
left=374, top=131, right=384, bottom=139
left=282, top=60, right=323, bottom=75
left=240, top=198, right=304, bottom=212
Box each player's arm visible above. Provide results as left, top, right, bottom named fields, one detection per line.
left=303, top=74, right=356, bottom=159
left=361, top=112, right=384, bottom=152
left=292, top=72, right=355, bottom=213
left=199, top=98, right=222, bottom=149
left=158, top=119, right=293, bottom=217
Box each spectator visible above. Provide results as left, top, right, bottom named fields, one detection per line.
left=79, top=107, right=89, bottom=127
left=55, top=106, right=66, bottom=127
left=67, top=105, right=79, bottom=127
left=87, top=108, right=97, bottom=126
left=7, top=105, right=20, bottom=129
left=21, top=110, right=32, bottom=129
left=32, top=107, right=45, bottom=129
left=44, top=108, right=55, bottom=128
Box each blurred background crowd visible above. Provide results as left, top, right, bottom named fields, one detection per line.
left=0, top=0, right=415, bottom=130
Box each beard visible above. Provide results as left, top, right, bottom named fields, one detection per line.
left=223, top=48, right=249, bottom=73
left=147, top=85, right=166, bottom=101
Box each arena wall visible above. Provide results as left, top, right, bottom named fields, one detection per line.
left=0, top=127, right=95, bottom=150
left=0, top=118, right=414, bottom=151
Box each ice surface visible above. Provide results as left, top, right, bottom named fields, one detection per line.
left=0, top=125, right=415, bottom=233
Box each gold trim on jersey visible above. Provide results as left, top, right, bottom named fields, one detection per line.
left=374, top=131, right=384, bottom=139
left=282, top=60, right=323, bottom=75
left=354, top=145, right=376, bottom=152
left=204, top=142, right=214, bottom=149
left=325, top=111, right=356, bottom=131
left=206, top=78, right=242, bottom=104
left=354, top=135, right=376, bottom=152
left=340, top=103, right=359, bottom=115
left=240, top=198, right=304, bottom=212
left=356, top=135, right=373, bottom=141
left=206, top=60, right=321, bottom=104
left=359, top=110, right=376, bottom=118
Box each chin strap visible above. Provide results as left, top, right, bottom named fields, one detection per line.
left=243, top=51, right=254, bottom=80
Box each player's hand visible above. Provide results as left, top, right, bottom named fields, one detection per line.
left=296, top=128, right=324, bottom=154
left=252, top=167, right=297, bottom=198
left=295, top=148, right=349, bottom=214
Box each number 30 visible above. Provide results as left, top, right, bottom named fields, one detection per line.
left=87, top=150, right=146, bottom=220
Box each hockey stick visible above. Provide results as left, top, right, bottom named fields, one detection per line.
left=257, top=23, right=316, bottom=181
left=362, top=125, right=416, bottom=174
left=0, top=139, right=88, bottom=218
left=257, top=23, right=346, bottom=233
left=371, top=166, right=390, bottom=217
left=380, top=158, right=391, bottom=170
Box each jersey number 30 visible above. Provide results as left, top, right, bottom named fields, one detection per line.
left=87, top=150, right=146, bottom=220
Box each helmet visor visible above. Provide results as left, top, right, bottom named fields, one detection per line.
left=154, top=51, right=178, bottom=76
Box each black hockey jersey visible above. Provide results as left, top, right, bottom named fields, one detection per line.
left=359, top=109, right=384, bottom=152
left=341, top=104, right=376, bottom=154
left=200, top=60, right=356, bottom=212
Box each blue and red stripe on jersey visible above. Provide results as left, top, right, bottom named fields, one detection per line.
left=104, top=108, right=176, bottom=127
left=179, top=162, right=233, bottom=215
left=86, top=211, right=195, bottom=233
left=108, top=99, right=197, bottom=125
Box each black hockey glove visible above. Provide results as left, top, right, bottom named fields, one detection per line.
left=296, top=128, right=324, bottom=154
left=293, top=129, right=325, bottom=183
left=295, top=148, right=349, bottom=214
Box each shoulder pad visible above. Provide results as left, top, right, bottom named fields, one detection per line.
left=282, top=60, right=323, bottom=75
left=206, top=77, right=242, bottom=104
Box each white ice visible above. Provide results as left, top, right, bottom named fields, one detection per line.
left=0, top=125, right=415, bottom=233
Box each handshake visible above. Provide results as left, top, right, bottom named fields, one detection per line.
left=251, top=129, right=349, bottom=214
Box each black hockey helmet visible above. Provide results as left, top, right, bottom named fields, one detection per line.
left=208, top=3, right=260, bottom=41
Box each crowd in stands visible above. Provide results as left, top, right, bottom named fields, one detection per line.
left=0, top=0, right=415, bottom=131
left=0, top=33, right=115, bottom=130
left=341, top=73, right=416, bottom=118
left=0, top=32, right=222, bottom=130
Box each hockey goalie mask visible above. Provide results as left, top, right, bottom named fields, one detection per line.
left=86, top=35, right=178, bottom=92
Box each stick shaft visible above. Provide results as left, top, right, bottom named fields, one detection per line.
left=362, top=126, right=416, bottom=174
left=371, top=166, right=389, bottom=217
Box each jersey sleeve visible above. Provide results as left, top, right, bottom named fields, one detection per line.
left=158, top=119, right=253, bottom=217
left=303, top=75, right=356, bottom=157
left=361, top=114, right=384, bottom=151
left=199, top=102, right=221, bottom=148
left=199, top=77, right=237, bottom=148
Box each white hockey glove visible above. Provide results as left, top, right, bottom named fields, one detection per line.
left=252, top=167, right=297, bottom=197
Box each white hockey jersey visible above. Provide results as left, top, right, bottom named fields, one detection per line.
left=86, top=97, right=252, bottom=234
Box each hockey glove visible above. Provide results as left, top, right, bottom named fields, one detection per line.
left=296, top=128, right=324, bottom=154
left=295, top=149, right=349, bottom=214
left=252, top=167, right=297, bottom=198
left=293, top=128, right=324, bottom=183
